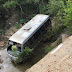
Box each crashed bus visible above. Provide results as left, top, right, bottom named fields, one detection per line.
left=7, top=14, right=51, bottom=62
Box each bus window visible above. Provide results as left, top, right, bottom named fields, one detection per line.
left=44, top=21, right=48, bottom=28
left=8, top=40, right=13, bottom=45
left=34, top=30, right=40, bottom=39
left=44, top=19, right=51, bottom=28
left=48, top=18, right=51, bottom=24
left=39, top=29, right=42, bottom=34
left=17, top=43, right=21, bottom=52
left=23, top=42, right=29, bottom=49
left=28, top=36, right=34, bottom=45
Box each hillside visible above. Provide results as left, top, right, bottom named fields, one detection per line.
left=25, top=36, right=72, bottom=72
left=0, top=0, right=72, bottom=72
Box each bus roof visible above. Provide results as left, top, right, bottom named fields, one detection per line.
left=9, top=14, right=49, bottom=44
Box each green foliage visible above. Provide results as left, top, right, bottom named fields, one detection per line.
left=3, top=1, right=17, bottom=8
left=47, top=0, right=72, bottom=35
left=62, top=0, right=67, bottom=5
left=16, top=47, right=33, bottom=63
left=45, top=37, right=62, bottom=53
left=21, top=47, right=33, bottom=56
left=0, top=29, right=6, bottom=38
left=39, top=1, right=47, bottom=14
left=10, top=51, right=19, bottom=57
left=15, top=23, right=20, bottom=29
left=64, top=0, right=72, bottom=34
left=47, top=0, right=65, bottom=16
left=0, top=0, right=72, bottom=41
left=45, top=45, right=54, bottom=53
left=43, top=23, right=64, bottom=42
left=12, top=45, right=17, bottom=51
left=46, top=0, right=72, bottom=35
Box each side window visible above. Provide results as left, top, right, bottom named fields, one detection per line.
left=28, top=36, right=35, bottom=45
left=23, top=42, right=29, bottom=49
left=34, top=30, right=40, bottom=39
left=44, top=19, right=51, bottom=28
left=28, top=37, right=33, bottom=45
left=40, top=24, right=45, bottom=31
left=34, top=33, right=37, bottom=39
left=44, top=20, right=49, bottom=28
left=39, top=28, right=42, bottom=34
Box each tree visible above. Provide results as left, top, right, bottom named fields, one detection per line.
left=64, top=0, right=72, bottom=34
left=47, top=0, right=65, bottom=16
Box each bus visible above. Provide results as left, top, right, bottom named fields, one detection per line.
left=7, top=14, right=52, bottom=62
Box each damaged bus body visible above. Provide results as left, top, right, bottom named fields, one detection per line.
left=7, top=14, right=51, bottom=62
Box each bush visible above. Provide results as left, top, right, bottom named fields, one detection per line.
left=12, top=45, right=17, bottom=51
left=15, top=23, right=20, bottom=29
left=47, top=0, right=65, bottom=16
left=15, top=47, right=33, bottom=64
left=45, top=45, right=54, bottom=53
left=45, top=37, right=62, bottom=53
left=64, top=0, right=72, bottom=34
left=0, top=29, right=6, bottom=38
left=43, top=23, right=65, bottom=42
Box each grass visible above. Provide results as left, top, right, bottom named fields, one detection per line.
left=45, top=45, right=54, bottom=53
left=15, top=23, right=20, bottom=29
left=45, top=37, right=62, bottom=53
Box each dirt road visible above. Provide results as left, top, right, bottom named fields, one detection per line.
left=26, top=36, right=72, bottom=72
left=0, top=49, right=21, bottom=72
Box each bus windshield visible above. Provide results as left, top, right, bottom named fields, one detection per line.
left=8, top=40, right=21, bottom=52
left=8, top=40, right=14, bottom=45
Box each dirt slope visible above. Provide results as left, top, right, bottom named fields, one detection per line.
left=26, top=36, right=72, bottom=72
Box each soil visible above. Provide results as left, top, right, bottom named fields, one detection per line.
left=0, top=26, right=19, bottom=50
left=26, top=36, right=72, bottom=72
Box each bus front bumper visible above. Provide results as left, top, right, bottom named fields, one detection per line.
left=8, top=53, right=18, bottom=62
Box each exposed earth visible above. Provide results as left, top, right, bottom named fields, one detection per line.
left=26, top=36, right=72, bottom=72
left=0, top=26, right=18, bottom=50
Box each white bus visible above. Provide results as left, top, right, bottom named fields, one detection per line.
left=7, top=14, right=51, bottom=62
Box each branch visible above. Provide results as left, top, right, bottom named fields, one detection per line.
left=17, top=3, right=28, bottom=17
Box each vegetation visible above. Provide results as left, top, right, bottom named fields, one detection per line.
left=47, top=0, right=65, bottom=16
left=64, top=0, right=72, bottom=34
left=0, top=0, right=72, bottom=34
left=0, top=29, right=6, bottom=38
left=12, top=45, right=17, bottom=51
left=45, top=37, right=62, bottom=53
left=48, top=0, right=72, bottom=34
left=15, top=23, right=20, bottom=29
left=43, top=0, right=72, bottom=53
left=0, top=0, right=72, bottom=62
left=15, top=47, right=33, bottom=64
